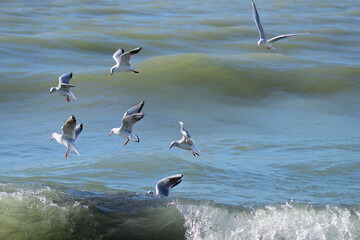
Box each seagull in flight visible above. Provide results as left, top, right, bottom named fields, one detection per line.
left=251, top=1, right=309, bottom=50
left=109, top=101, right=145, bottom=147
left=147, top=174, right=183, bottom=197
left=50, top=72, right=76, bottom=103
left=51, top=115, right=83, bottom=159
left=169, top=122, right=200, bottom=157
left=110, top=47, right=142, bottom=76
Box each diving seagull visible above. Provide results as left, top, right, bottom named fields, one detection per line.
left=169, top=122, right=200, bottom=157
left=109, top=101, right=145, bottom=146
left=50, top=72, right=76, bottom=103
left=110, top=47, right=142, bottom=76
left=147, top=174, right=183, bottom=197
left=251, top=1, right=309, bottom=50
left=51, top=115, right=83, bottom=159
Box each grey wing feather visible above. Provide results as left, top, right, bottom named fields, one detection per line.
left=122, top=113, right=144, bottom=132
left=61, top=115, right=76, bottom=140
left=74, top=123, right=83, bottom=141
left=112, top=48, right=124, bottom=64
left=267, top=33, right=309, bottom=43
left=179, top=122, right=191, bottom=139
left=59, top=72, right=73, bottom=86
left=252, top=1, right=266, bottom=40
left=119, top=47, right=142, bottom=66
left=123, top=101, right=145, bottom=118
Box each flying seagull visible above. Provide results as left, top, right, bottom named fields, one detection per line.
left=109, top=101, right=145, bottom=146
left=147, top=174, right=183, bottom=197
left=51, top=115, right=83, bottom=159
left=169, top=122, right=200, bottom=157
left=50, top=72, right=76, bottom=103
left=251, top=1, right=309, bottom=50
left=110, top=47, right=142, bottom=76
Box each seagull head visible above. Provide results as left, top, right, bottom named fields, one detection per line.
left=51, top=133, right=60, bottom=142
left=169, top=141, right=177, bottom=149
left=109, top=129, right=115, bottom=136
left=49, top=87, right=57, bottom=94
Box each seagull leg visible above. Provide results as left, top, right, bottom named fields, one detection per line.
left=67, top=96, right=70, bottom=103
left=123, top=139, right=130, bottom=147
left=192, top=151, right=196, bottom=157
left=65, top=148, right=69, bottom=159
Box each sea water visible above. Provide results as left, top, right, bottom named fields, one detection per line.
left=0, top=0, right=360, bottom=239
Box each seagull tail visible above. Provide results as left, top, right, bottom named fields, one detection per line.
left=70, top=145, right=80, bottom=156
left=68, top=92, right=77, bottom=100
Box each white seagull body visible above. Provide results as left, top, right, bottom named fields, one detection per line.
left=169, top=122, right=200, bottom=157
left=50, top=72, right=76, bottom=103
left=51, top=115, right=83, bottom=159
left=155, top=174, right=183, bottom=197
left=110, top=47, right=142, bottom=76
left=109, top=101, right=145, bottom=146
left=251, top=1, right=309, bottom=50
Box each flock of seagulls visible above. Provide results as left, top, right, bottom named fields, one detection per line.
left=49, top=1, right=309, bottom=197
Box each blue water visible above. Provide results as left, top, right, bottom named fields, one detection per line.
left=0, top=0, right=360, bottom=239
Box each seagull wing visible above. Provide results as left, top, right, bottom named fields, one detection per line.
left=121, top=113, right=144, bottom=132
left=267, top=33, right=310, bottom=43
left=156, top=174, right=183, bottom=197
left=61, top=115, right=77, bottom=140
left=58, top=72, right=74, bottom=86
left=74, top=123, right=83, bottom=141
left=112, top=48, right=124, bottom=64
left=123, top=101, right=145, bottom=118
left=252, top=1, right=266, bottom=40
left=179, top=122, right=191, bottom=139
left=119, top=47, right=142, bottom=66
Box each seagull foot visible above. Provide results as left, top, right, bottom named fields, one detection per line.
left=123, top=139, right=130, bottom=147
left=65, top=148, right=69, bottom=159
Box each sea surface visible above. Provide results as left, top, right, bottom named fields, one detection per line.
left=1, top=0, right=360, bottom=239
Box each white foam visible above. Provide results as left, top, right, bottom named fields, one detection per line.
left=177, top=200, right=360, bottom=240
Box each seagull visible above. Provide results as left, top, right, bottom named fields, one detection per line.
left=169, top=122, right=200, bottom=157
left=251, top=1, right=309, bottom=50
left=110, top=47, right=142, bottom=76
left=50, top=72, right=76, bottom=103
left=109, top=101, right=145, bottom=146
left=147, top=174, right=183, bottom=197
left=51, top=115, right=83, bottom=159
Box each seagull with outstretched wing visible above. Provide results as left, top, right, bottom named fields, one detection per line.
left=110, top=47, right=142, bottom=76
left=109, top=101, right=145, bottom=147
left=169, top=122, right=200, bottom=157
left=51, top=115, right=83, bottom=159
left=50, top=72, right=76, bottom=103
left=251, top=1, right=309, bottom=50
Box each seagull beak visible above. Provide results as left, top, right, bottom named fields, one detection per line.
left=109, top=133, right=112, bottom=136
left=169, top=146, right=172, bottom=149
left=50, top=137, right=54, bottom=141
left=110, top=72, right=113, bottom=76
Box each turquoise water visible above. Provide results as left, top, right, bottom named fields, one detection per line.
left=1, top=0, right=360, bottom=239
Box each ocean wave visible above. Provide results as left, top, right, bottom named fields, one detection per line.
left=0, top=54, right=358, bottom=103
left=177, top=199, right=360, bottom=240
left=0, top=185, right=359, bottom=240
